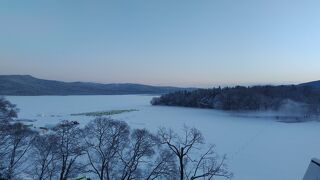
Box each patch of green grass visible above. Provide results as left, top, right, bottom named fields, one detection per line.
left=71, top=109, right=139, bottom=117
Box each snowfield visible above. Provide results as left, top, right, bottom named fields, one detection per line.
left=6, top=95, right=320, bottom=180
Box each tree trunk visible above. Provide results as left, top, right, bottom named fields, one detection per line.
left=179, top=148, right=184, bottom=180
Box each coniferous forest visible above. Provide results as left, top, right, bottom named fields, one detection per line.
left=151, top=85, right=320, bottom=116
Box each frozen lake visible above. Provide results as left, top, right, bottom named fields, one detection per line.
left=6, top=95, right=320, bottom=180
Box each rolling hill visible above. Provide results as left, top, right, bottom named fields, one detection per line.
left=0, top=75, right=190, bottom=95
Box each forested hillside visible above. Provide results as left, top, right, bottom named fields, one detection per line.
left=151, top=85, right=320, bottom=115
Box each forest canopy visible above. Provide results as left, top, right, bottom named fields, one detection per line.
left=151, top=85, right=320, bottom=116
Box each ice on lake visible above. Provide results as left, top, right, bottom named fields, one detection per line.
left=6, top=95, right=320, bottom=180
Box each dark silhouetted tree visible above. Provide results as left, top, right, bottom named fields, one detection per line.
left=52, top=120, right=86, bottom=180
left=158, top=126, right=232, bottom=180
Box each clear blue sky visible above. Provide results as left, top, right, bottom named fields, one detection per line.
left=1, top=0, right=319, bottom=87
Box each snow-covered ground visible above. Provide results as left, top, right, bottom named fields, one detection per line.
left=6, top=95, right=320, bottom=180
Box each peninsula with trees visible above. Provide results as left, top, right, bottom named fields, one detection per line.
left=151, top=84, right=320, bottom=118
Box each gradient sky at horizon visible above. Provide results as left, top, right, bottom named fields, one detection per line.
left=1, top=0, right=320, bottom=87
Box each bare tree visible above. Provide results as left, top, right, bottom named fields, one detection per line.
left=0, top=97, right=18, bottom=122
left=118, top=129, right=158, bottom=179
left=0, top=122, right=10, bottom=178
left=189, top=146, right=231, bottom=180
left=158, top=126, right=232, bottom=180
left=118, top=128, right=177, bottom=180
left=53, top=120, right=86, bottom=180
left=84, top=117, right=130, bottom=180
left=84, top=118, right=177, bottom=180
left=145, top=148, right=178, bottom=180
left=32, top=134, right=59, bottom=180
left=0, top=97, right=18, bottom=172
left=5, top=123, right=37, bottom=179
left=0, top=97, right=20, bottom=179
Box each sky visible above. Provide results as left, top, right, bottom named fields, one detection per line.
left=1, top=0, right=320, bottom=87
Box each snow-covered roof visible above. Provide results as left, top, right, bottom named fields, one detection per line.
left=303, top=158, right=320, bottom=180
left=311, top=158, right=320, bottom=166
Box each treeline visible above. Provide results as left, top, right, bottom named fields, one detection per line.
left=151, top=85, right=320, bottom=114
left=0, top=97, right=232, bottom=180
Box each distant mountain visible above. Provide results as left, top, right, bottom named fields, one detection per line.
left=299, top=80, right=320, bottom=88
left=0, top=75, right=191, bottom=95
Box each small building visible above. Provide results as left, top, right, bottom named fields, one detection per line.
left=303, top=158, right=320, bottom=180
